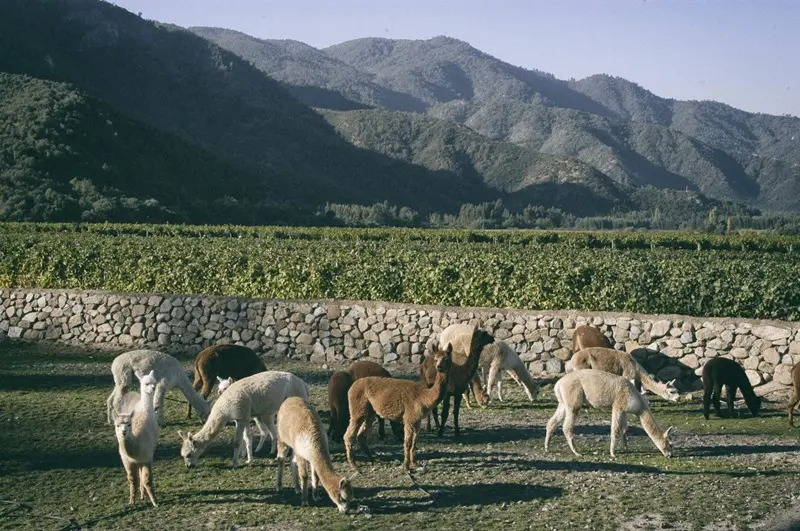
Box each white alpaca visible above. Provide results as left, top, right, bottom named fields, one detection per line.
left=179, top=371, right=309, bottom=467
left=215, top=375, right=268, bottom=460
left=544, top=369, right=674, bottom=458
left=439, top=324, right=538, bottom=405
left=107, top=350, right=211, bottom=427
left=275, top=397, right=355, bottom=513
left=113, top=369, right=160, bottom=507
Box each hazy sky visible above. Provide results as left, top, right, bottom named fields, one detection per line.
left=110, top=0, right=800, bottom=117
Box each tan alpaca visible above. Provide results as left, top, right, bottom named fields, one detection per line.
left=275, top=397, right=354, bottom=513
left=572, top=347, right=680, bottom=402
left=434, top=324, right=495, bottom=436
left=344, top=344, right=454, bottom=471
left=787, top=362, right=800, bottom=426
left=545, top=370, right=674, bottom=458
left=572, top=325, right=612, bottom=352
left=114, top=370, right=160, bottom=507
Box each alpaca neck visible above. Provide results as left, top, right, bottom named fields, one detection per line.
left=638, top=409, right=666, bottom=445
left=310, top=447, right=343, bottom=501
left=175, top=371, right=210, bottom=416
left=191, top=407, right=229, bottom=449
left=639, top=373, right=669, bottom=400
left=135, top=390, right=156, bottom=416
left=421, top=370, right=450, bottom=411
left=739, top=379, right=759, bottom=410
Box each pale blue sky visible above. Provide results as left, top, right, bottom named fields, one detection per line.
left=110, top=0, right=800, bottom=117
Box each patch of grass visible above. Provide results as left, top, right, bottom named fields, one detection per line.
left=0, top=339, right=798, bottom=530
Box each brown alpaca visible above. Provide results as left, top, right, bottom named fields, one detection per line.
left=344, top=345, right=453, bottom=471
left=435, top=325, right=495, bottom=437
left=419, top=355, right=485, bottom=431
left=275, top=397, right=354, bottom=513
left=327, top=360, right=403, bottom=444
left=572, top=347, right=680, bottom=402
left=788, top=362, right=800, bottom=427
left=572, top=324, right=612, bottom=353
left=188, top=344, right=266, bottom=418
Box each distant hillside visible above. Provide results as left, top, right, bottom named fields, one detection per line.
left=193, top=29, right=800, bottom=212
left=320, top=108, right=633, bottom=215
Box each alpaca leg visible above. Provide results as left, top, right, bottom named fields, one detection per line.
left=296, top=456, right=310, bottom=506
left=291, top=456, right=301, bottom=494
left=253, top=416, right=270, bottom=454
left=712, top=382, right=723, bottom=417
left=563, top=408, right=581, bottom=457
left=123, top=459, right=137, bottom=504
left=487, top=360, right=502, bottom=402
left=140, top=462, right=157, bottom=507
left=545, top=404, right=566, bottom=452
left=789, top=390, right=800, bottom=427
left=497, top=377, right=504, bottom=402
left=703, top=386, right=713, bottom=420
left=619, top=412, right=629, bottom=450
left=390, top=420, right=404, bottom=442
left=437, top=394, right=451, bottom=437
left=463, top=386, right=472, bottom=409
left=309, top=463, right=321, bottom=502
left=378, top=417, right=386, bottom=440
left=356, top=415, right=376, bottom=462
left=343, top=417, right=362, bottom=468
left=241, top=423, right=254, bottom=464
left=726, top=385, right=737, bottom=418
left=452, top=392, right=464, bottom=437
left=275, top=439, right=289, bottom=492
left=153, top=382, right=167, bottom=427
left=402, top=422, right=414, bottom=471
left=188, top=371, right=203, bottom=419
left=409, top=421, right=421, bottom=469
left=610, top=409, right=624, bottom=458
left=232, top=420, right=246, bottom=467
left=507, top=369, right=523, bottom=388
left=107, top=388, right=121, bottom=425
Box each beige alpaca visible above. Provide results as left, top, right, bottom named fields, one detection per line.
left=545, top=370, right=674, bottom=458
left=114, top=370, right=160, bottom=507
left=433, top=324, right=495, bottom=436
left=344, top=344, right=453, bottom=471
left=275, top=397, right=354, bottom=514
left=107, top=350, right=210, bottom=427
left=179, top=371, right=309, bottom=467
left=572, top=347, right=680, bottom=402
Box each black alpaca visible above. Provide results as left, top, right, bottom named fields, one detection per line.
left=702, top=358, right=761, bottom=419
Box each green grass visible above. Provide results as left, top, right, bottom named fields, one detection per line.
left=1, top=340, right=798, bottom=530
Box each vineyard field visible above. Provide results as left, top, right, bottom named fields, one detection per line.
left=1, top=223, right=798, bottom=320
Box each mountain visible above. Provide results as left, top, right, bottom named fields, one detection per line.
left=193, top=29, right=799, bottom=212
left=0, top=0, right=639, bottom=222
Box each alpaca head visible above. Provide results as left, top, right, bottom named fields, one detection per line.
left=178, top=431, right=200, bottom=468
left=433, top=343, right=453, bottom=374
left=333, top=476, right=355, bottom=514
left=114, top=413, right=133, bottom=439
left=216, top=376, right=234, bottom=393
left=664, top=379, right=681, bottom=402
left=135, top=369, right=157, bottom=397
left=751, top=395, right=763, bottom=416
left=656, top=426, right=675, bottom=458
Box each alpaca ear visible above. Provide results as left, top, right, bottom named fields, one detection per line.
left=178, top=430, right=187, bottom=441
left=445, top=343, right=453, bottom=356
left=664, top=426, right=675, bottom=439
left=339, top=477, right=349, bottom=489
left=216, top=376, right=224, bottom=383
left=147, top=370, right=155, bottom=379
left=667, top=379, right=676, bottom=386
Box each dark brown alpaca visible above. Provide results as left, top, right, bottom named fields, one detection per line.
left=572, top=324, right=612, bottom=353
left=327, top=360, right=403, bottom=443
left=187, top=344, right=266, bottom=418
left=436, top=326, right=495, bottom=437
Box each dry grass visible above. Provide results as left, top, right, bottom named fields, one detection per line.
left=1, top=339, right=799, bottom=530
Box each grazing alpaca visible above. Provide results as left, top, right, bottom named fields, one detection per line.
left=702, top=357, right=762, bottom=419
left=455, top=340, right=539, bottom=405
left=113, top=370, right=160, bottom=507
left=275, top=397, right=354, bottom=513
left=107, top=350, right=210, bottom=427
left=435, top=324, right=495, bottom=437
left=545, top=369, right=674, bottom=458
left=572, top=324, right=612, bottom=352
left=187, top=344, right=266, bottom=419
left=571, top=347, right=680, bottom=402
left=327, top=361, right=404, bottom=444
left=344, top=344, right=453, bottom=471
left=179, top=371, right=309, bottom=467
left=789, top=362, right=800, bottom=427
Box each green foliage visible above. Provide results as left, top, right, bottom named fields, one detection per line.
left=2, top=224, right=799, bottom=320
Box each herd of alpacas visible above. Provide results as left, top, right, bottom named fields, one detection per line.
left=104, top=324, right=790, bottom=513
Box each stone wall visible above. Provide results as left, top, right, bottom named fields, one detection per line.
left=1, top=288, right=798, bottom=389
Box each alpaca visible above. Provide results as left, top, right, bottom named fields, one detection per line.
left=327, top=361, right=404, bottom=444
left=419, top=353, right=485, bottom=431
left=788, top=362, right=800, bottom=427
left=107, top=350, right=210, bottom=427
left=702, top=357, right=762, bottom=419
left=344, top=344, right=453, bottom=471
left=572, top=347, right=680, bottom=402
left=275, top=397, right=354, bottom=513
left=436, top=323, right=490, bottom=409
left=187, top=344, right=266, bottom=419
left=179, top=371, right=309, bottom=467
left=572, top=324, right=612, bottom=352
left=113, top=369, right=160, bottom=507
left=215, top=375, right=270, bottom=459
left=434, top=324, right=495, bottom=437
left=544, top=369, right=674, bottom=458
